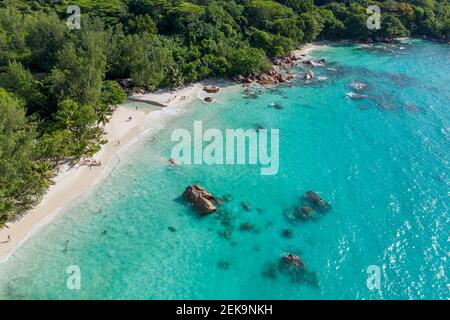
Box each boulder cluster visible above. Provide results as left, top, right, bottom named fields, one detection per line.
left=203, top=85, right=220, bottom=93
left=183, top=184, right=218, bottom=215
left=233, top=54, right=328, bottom=87
left=303, top=58, right=325, bottom=67
left=272, top=54, right=299, bottom=68
left=280, top=254, right=305, bottom=271
left=180, top=185, right=326, bottom=287
left=261, top=253, right=318, bottom=287
left=284, top=191, right=332, bottom=222
left=234, top=54, right=299, bottom=86
left=234, top=67, right=295, bottom=86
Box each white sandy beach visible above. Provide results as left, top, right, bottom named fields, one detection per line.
left=0, top=45, right=324, bottom=262
left=292, top=42, right=329, bottom=57
left=0, top=84, right=208, bottom=262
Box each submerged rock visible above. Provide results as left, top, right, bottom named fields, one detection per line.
left=214, top=197, right=224, bottom=207
left=279, top=254, right=305, bottom=271
left=281, top=229, right=294, bottom=238
left=347, top=92, right=368, bottom=99
left=217, top=261, right=230, bottom=270
left=300, top=206, right=313, bottom=215
left=298, top=206, right=314, bottom=219
left=303, top=191, right=332, bottom=212
left=168, top=226, right=177, bottom=232
left=281, top=266, right=320, bottom=287
left=404, top=102, right=420, bottom=112
left=292, top=270, right=319, bottom=288
left=271, top=254, right=320, bottom=287
left=239, top=223, right=254, bottom=232
left=241, top=202, right=252, bottom=212
left=218, top=228, right=233, bottom=241
left=284, top=205, right=316, bottom=222
left=272, top=102, right=284, bottom=110
left=222, top=194, right=233, bottom=202
left=220, top=216, right=232, bottom=227
left=262, top=262, right=279, bottom=279
left=283, top=208, right=298, bottom=222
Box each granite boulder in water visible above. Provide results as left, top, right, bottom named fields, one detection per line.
left=279, top=254, right=305, bottom=271
left=304, top=70, right=315, bottom=80
left=183, top=184, right=217, bottom=215
left=304, top=191, right=332, bottom=212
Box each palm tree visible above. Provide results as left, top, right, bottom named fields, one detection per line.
left=95, top=104, right=113, bottom=127
left=168, top=66, right=184, bottom=90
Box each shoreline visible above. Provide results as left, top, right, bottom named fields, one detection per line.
left=0, top=84, right=207, bottom=262
left=0, top=44, right=324, bottom=263
left=292, top=42, right=329, bottom=57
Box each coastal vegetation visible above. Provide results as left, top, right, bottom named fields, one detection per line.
left=0, top=0, right=449, bottom=225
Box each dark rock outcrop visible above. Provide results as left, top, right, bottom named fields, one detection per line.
left=298, top=206, right=314, bottom=219
left=304, top=191, right=331, bottom=212
left=272, top=102, right=284, bottom=110
left=234, top=54, right=297, bottom=86
left=279, top=254, right=305, bottom=271
left=203, top=85, right=220, bottom=93
left=304, top=70, right=315, bottom=80
left=303, top=60, right=322, bottom=67
left=183, top=185, right=217, bottom=215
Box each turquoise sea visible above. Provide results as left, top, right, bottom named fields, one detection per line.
left=0, top=40, right=448, bottom=300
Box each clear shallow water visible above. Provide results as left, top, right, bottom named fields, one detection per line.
left=0, top=40, right=448, bottom=300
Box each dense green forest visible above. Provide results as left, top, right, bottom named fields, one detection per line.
left=0, top=0, right=449, bottom=225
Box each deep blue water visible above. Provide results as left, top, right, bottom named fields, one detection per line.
left=0, top=40, right=448, bottom=299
